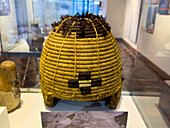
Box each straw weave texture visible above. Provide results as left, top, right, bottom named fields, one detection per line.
left=40, top=15, right=122, bottom=105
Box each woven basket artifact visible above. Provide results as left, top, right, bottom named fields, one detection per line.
left=40, top=13, right=123, bottom=109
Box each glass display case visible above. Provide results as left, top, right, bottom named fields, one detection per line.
left=0, top=0, right=170, bottom=128
left=0, top=0, right=101, bottom=89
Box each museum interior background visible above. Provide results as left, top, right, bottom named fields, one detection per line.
left=0, top=0, right=170, bottom=127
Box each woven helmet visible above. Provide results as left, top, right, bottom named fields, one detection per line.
left=40, top=13, right=123, bottom=109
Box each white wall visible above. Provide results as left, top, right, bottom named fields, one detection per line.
left=106, top=0, right=126, bottom=38
left=123, top=0, right=170, bottom=76
left=98, top=0, right=107, bottom=18
left=26, top=0, right=34, bottom=24
left=123, top=0, right=141, bottom=48
left=124, top=0, right=134, bottom=38
left=137, top=1, right=170, bottom=76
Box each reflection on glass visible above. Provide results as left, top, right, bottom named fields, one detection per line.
left=0, top=0, right=102, bottom=88
left=0, top=0, right=10, bottom=16
left=145, top=4, right=157, bottom=34
left=0, top=0, right=100, bottom=53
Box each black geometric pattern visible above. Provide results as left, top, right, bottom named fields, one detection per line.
left=68, top=72, right=101, bottom=95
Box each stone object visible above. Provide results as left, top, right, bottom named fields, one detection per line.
left=0, top=60, right=21, bottom=112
